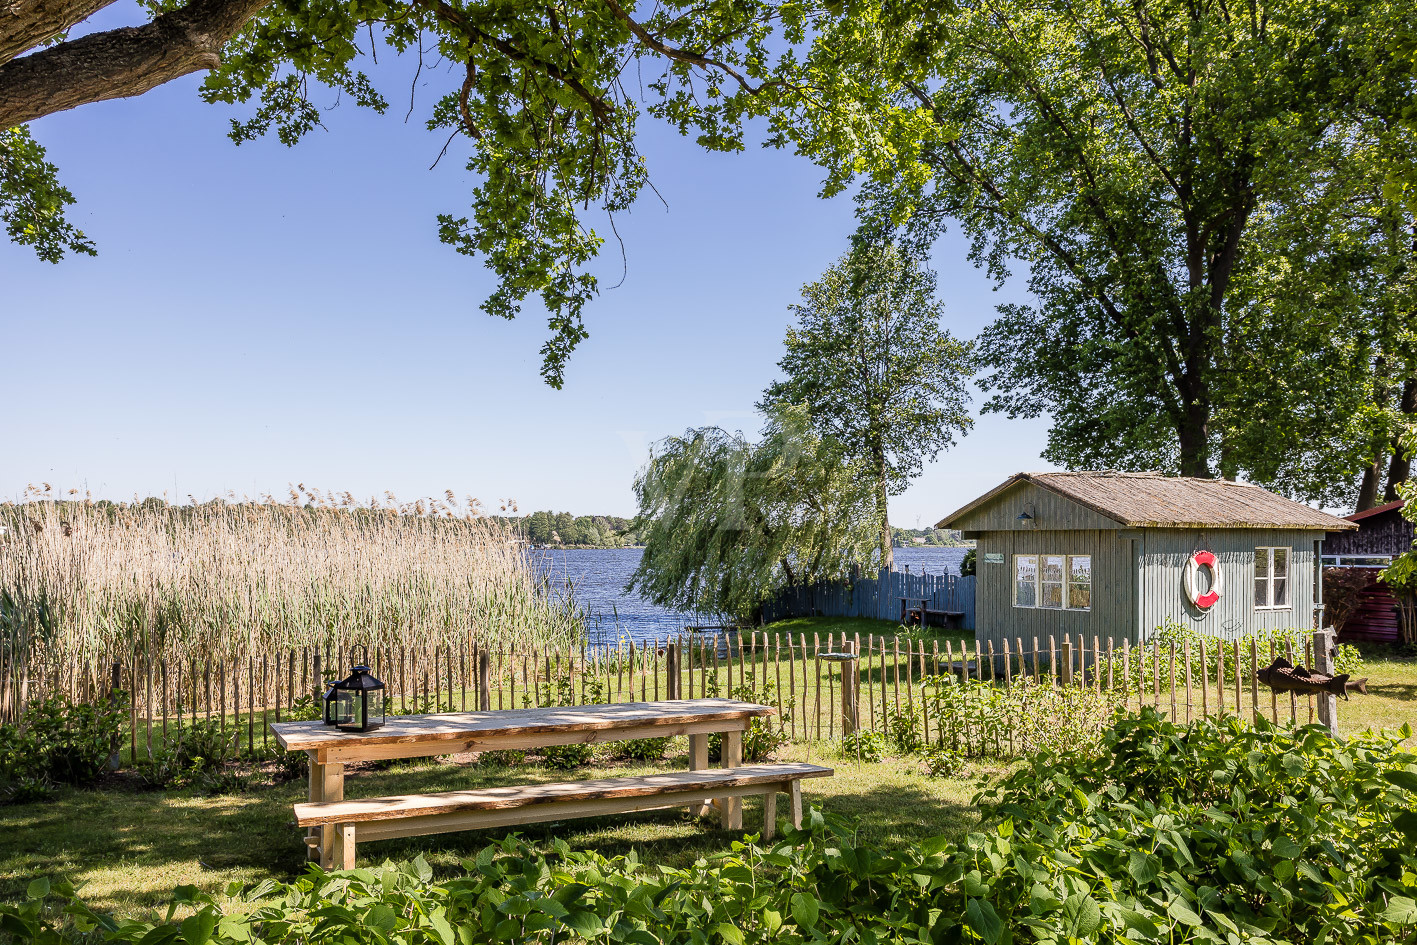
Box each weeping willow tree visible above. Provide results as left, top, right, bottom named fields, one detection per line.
left=629, top=406, right=879, bottom=622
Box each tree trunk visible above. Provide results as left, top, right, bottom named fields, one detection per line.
left=1176, top=399, right=1212, bottom=478
left=1383, top=377, right=1417, bottom=503
left=874, top=445, right=893, bottom=572
left=1357, top=461, right=1384, bottom=512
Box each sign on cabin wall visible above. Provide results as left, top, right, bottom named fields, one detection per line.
left=984, top=553, right=1004, bottom=564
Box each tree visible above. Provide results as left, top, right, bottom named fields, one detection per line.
left=770, top=0, right=1390, bottom=478
left=0, top=0, right=798, bottom=385
left=758, top=243, right=972, bottom=571
left=628, top=405, right=877, bottom=621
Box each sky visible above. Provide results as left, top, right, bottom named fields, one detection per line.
left=1, top=7, right=1057, bottom=525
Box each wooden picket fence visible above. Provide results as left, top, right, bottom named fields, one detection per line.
left=1, top=628, right=1339, bottom=765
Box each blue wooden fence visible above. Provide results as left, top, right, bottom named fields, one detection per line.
left=762, top=568, right=975, bottom=629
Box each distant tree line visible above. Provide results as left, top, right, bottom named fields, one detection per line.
left=890, top=527, right=968, bottom=548
left=503, top=511, right=641, bottom=548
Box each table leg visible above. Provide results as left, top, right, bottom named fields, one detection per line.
left=318, top=760, right=344, bottom=869
left=720, top=729, right=742, bottom=830
left=789, top=779, right=803, bottom=829
left=763, top=789, right=777, bottom=841
left=305, top=751, right=321, bottom=862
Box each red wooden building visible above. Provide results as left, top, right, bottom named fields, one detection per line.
left=1323, top=501, right=1414, bottom=643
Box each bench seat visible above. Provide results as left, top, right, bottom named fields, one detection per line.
left=298, top=763, right=833, bottom=868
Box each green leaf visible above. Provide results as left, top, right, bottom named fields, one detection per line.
left=1062, top=894, right=1101, bottom=937
left=792, top=892, right=820, bottom=930
left=1383, top=896, right=1417, bottom=925
left=1167, top=900, right=1202, bottom=927
left=179, top=910, right=216, bottom=945
left=965, top=899, right=1003, bottom=945
left=25, top=878, right=49, bottom=901
left=562, top=910, right=604, bottom=938
left=1127, top=852, right=1159, bottom=884
left=715, top=922, right=745, bottom=945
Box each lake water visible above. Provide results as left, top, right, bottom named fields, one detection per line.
left=531, top=546, right=970, bottom=645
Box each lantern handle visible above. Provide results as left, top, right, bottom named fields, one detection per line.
left=352, top=642, right=370, bottom=667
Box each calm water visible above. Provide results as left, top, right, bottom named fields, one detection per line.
left=531, top=546, right=970, bottom=645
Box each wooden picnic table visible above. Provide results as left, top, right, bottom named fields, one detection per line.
left=272, top=698, right=781, bottom=866
left=898, top=596, right=966, bottom=629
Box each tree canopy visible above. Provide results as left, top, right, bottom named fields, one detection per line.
left=0, top=0, right=798, bottom=385
left=628, top=405, right=878, bottom=621
left=759, top=243, right=972, bottom=569
left=766, top=0, right=1416, bottom=489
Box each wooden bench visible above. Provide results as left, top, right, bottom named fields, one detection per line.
left=295, top=763, right=833, bottom=868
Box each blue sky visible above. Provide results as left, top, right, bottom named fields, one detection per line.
left=1, top=9, right=1057, bottom=524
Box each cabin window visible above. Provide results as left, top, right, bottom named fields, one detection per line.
left=1255, top=547, right=1290, bottom=609
left=1014, top=555, right=1038, bottom=607
left=1013, top=554, right=1091, bottom=610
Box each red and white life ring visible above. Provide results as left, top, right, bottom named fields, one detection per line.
left=1184, top=550, right=1223, bottom=610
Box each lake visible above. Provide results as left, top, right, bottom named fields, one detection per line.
left=531, top=546, right=970, bottom=645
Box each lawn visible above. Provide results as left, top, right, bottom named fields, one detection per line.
left=0, top=742, right=998, bottom=916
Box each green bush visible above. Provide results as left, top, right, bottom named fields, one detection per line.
left=920, top=745, right=965, bottom=778
left=478, top=749, right=527, bottom=768
left=1106, top=620, right=1366, bottom=688
left=923, top=674, right=1127, bottom=759
left=839, top=729, right=888, bottom=762
left=611, top=736, right=672, bottom=761
left=0, top=691, right=126, bottom=801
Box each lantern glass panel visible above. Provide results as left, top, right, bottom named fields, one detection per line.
left=334, top=688, right=356, bottom=727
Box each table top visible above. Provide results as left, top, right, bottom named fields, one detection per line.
left=270, top=698, right=774, bottom=752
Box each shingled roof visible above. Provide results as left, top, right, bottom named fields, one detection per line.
left=937, top=472, right=1357, bottom=531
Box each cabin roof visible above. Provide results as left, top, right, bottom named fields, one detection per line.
left=936, top=471, right=1357, bottom=532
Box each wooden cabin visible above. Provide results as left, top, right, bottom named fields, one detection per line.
left=936, top=472, right=1355, bottom=651
left=1323, top=500, right=1414, bottom=643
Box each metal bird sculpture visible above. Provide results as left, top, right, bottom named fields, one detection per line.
left=1255, top=657, right=1366, bottom=700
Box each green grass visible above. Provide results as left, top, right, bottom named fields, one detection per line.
left=1336, top=644, right=1417, bottom=738
left=0, top=741, right=996, bottom=916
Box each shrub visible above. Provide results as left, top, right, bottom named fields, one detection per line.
left=839, top=729, right=887, bottom=762
left=611, top=737, right=672, bottom=761
left=885, top=706, right=924, bottom=755
left=923, top=674, right=1126, bottom=759
left=0, top=691, right=126, bottom=801
left=705, top=679, right=790, bottom=762
left=16, top=710, right=1417, bottom=945
left=920, top=745, right=965, bottom=778
left=478, top=749, right=527, bottom=767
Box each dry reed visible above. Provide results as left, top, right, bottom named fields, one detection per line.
left=0, top=489, right=584, bottom=668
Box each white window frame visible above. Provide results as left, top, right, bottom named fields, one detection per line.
left=1013, top=553, right=1092, bottom=611
left=1254, top=546, right=1292, bottom=611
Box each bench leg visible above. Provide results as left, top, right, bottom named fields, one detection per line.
left=720, top=730, right=743, bottom=830
left=763, top=789, right=777, bottom=841
left=789, top=780, right=803, bottom=829
left=330, top=824, right=356, bottom=870
left=688, top=733, right=715, bottom=817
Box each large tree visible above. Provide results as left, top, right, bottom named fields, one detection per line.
left=769, top=0, right=1408, bottom=480
left=0, top=0, right=798, bottom=385
left=628, top=405, right=878, bottom=621
left=758, top=243, right=972, bottom=570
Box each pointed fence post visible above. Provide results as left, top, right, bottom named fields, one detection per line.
left=1313, top=629, right=1338, bottom=735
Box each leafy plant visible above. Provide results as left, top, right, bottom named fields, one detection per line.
left=704, top=675, right=791, bottom=762
left=885, top=706, right=924, bottom=755
left=0, top=690, right=126, bottom=801
left=920, top=745, right=965, bottom=779
left=839, top=729, right=888, bottom=762
left=478, top=749, right=527, bottom=768
left=611, top=737, right=672, bottom=762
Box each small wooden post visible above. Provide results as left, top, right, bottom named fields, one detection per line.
left=1060, top=637, right=1073, bottom=687
left=667, top=642, right=681, bottom=700
left=1314, top=629, right=1338, bottom=735
left=841, top=639, right=858, bottom=736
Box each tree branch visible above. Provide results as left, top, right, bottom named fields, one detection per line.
left=0, top=0, right=121, bottom=65
left=0, top=0, right=270, bottom=127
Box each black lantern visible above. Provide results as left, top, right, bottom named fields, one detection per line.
left=322, top=679, right=341, bottom=726
left=329, top=645, right=386, bottom=733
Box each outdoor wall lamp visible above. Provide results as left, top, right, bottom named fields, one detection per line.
left=1017, top=511, right=1035, bottom=528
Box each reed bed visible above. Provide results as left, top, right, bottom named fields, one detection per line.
left=0, top=493, right=585, bottom=676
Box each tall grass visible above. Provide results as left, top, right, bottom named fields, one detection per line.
left=0, top=489, right=584, bottom=668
